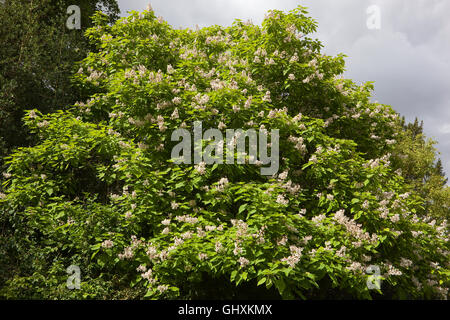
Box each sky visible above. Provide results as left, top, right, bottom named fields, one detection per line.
left=117, top=0, right=450, bottom=179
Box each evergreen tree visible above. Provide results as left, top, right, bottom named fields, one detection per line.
left=435, top=158, right=448, bottom=185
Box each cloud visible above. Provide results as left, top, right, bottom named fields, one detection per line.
left=116, top=0, right=450, bottom=180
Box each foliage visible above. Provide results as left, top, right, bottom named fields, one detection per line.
left=391, top=117, right=450, bottom=221
left=0, top=0, right=120, bottom=294
left=0, top=7, right=448, bottom=299
left=0, top=0, right=120, bottom=169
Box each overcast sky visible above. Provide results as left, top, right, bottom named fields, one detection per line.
left=117, top=0, right=450, bottom=179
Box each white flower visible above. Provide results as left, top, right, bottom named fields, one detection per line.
left=37, top=120, right=49, bottom=128
left=28, top=110, right=37, bottom=119
left=362, top=200, right=369, bottom=209
left=141, top=268, right=153, bottom=280
left=231, top=220, right=247, bottom=239
left=144, top=245, right=158, bottom=260
left=386, top=264, right=402, bottom=276
left=277, top=236, right=288, bottom=246
left=309, top=155, right=318, bottom=163
left=196, top=227, right=206, bottom=237
left=281, top=246, right=303, bottom=268
left=400, top=258, right=413, bottom=268
left=276, top=194, right=289, bottom=205
left=172, top=97, right=182, bottom=105
left=2, top=172, right=11, bottom=179
left=171, top=108, right=179, bottom=119
left=333, top=209, right=374, bottom=243
left=334, top=246, right=346, bottom=258
left=215, top=241, right=223, bottom=253
left=289, top=54, right=299, bottom=64
left=137, top=264, right=147, bottom=272
left=157, top=285, right=169, bottom=293
left=308, top=58, right=317, bottom=68
left=173, top=237, right=184, bottom=247
left=198, top=253, right=208, bottom=261
left=238, top=257, right=250, bottom=268
left=262, top=91, right=271, bottom=102
left=101, top=240, right=114, bottom=249
left=216, top=177, right=229, bottom=192
left=244, top=96, right=252, bottom=109
left=118, top=247, right=134, bottom=260
left=312, top=214, right=326, bottom=224
left=233, top=242, right=243, bottom=256
left=195, top=162, right=206, bottom=175
left=386, top=139, right=396, bottom=145
left=175, top=215, right=199, bottom=224
left=181, top=231, right=193, bottom=239
left=347, top=262, right=363, bottom=272
left=292, top=113, right=302, bottom=122
left=278, top=170, right=288, bottom=180
left=167, top=64, right=175, bottom=74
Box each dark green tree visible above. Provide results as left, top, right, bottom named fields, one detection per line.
left=435, top=158, right=448, bottom=185
left=0, top=0, right=119, bottom=292
left=0, top=0, right=119, bottom=170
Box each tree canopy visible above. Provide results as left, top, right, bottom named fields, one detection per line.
left=0, top=6, right=448, bottom=299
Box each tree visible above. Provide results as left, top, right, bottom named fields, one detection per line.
left=0, top=0, right=120, bottom=294
left=0, top=7, right=448, bottom=299
left=0, top=0, right=119, bottom=170
left=390, top=117, right=450, bottom=221
left=435, top=159, right=448, bottom=185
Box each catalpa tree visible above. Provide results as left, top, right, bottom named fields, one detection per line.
left=0, top=7, right=448, bottom=299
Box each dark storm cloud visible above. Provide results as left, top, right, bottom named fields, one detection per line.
left=117, top=0, right=450, bottom=179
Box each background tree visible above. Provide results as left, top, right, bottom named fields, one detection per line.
left=0, top=0, right=119, bottom=170
left=391, top=116, right=449, bottom=221
left=435, top=159, right=448, bottom=185
left=0, top=0, right=119, bottom=294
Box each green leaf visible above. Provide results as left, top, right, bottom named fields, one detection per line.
left=230, top=270, right=238, bottom=282
left=46, top=187, right=54, bottom=196
left=257, top=277, right=267, bottom=286
left=238, top=204, right=248, bottom=214
left=274, top=278, right=286, bottom=294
